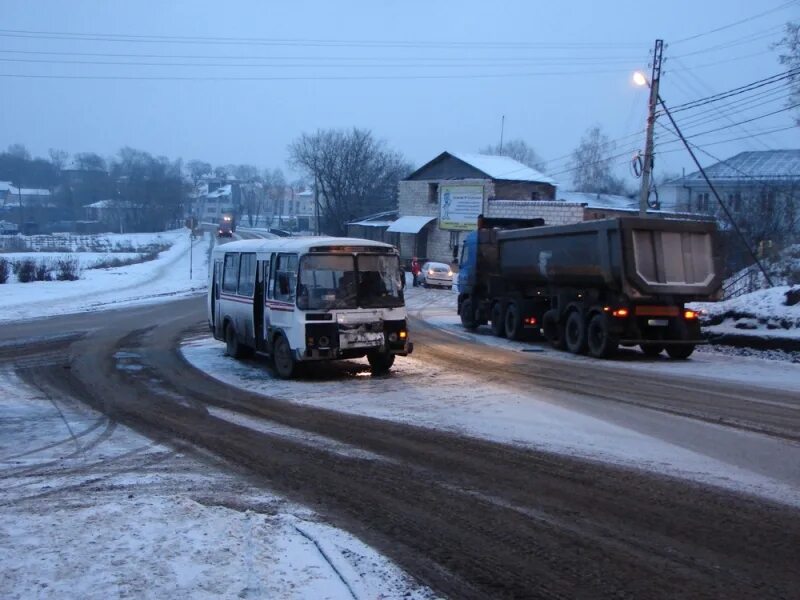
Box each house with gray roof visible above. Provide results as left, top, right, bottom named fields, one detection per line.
left=660, top=150, right=800, bottom=215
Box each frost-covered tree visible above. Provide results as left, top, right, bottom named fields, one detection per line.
left=569, top=126, right=627, bottom=195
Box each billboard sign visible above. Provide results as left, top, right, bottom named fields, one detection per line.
left=439, top=185, right=483, bottom=231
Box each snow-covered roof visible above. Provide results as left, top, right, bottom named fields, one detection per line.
left=558, top=191, right=638, bottom=210
left=386, top=215, right=436, bottom=234
left=4, top=186, right=51, bottom=196
left=449, top=152, right=556, bottom=185
left=207, top=184, right=232, bottom=199
left=672, top=150, right=800, bottom=184
left=0, top=181, right=12, bottom=192
left=84, top=199, right=139, bottom=209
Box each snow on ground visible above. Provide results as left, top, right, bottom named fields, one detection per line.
left=0, top=368, right=432, bottom=600
left=0, top=230, right=210, bottom=323
left=690, top=285, right=800, bottom=340
left=0, top=251, right=141, bottom=281
left=180, top=335, right=800, bottom=508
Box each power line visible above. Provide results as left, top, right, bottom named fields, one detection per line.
left=0, top=68, right=634, bottom=82
left=0, top=56, right=649, bottom=70
left=670, top=24, right=787, bottom=59
left=667, top=103, right=800, bottom=141
left=670, top=0, right=798, bottom=45
left=663, top=68, right=799, bottom=114
left=0, top=28, right=646, bottom=49
left=655, top=123, right=796, bottom=153
left=0, top=48, right=644, bottom=63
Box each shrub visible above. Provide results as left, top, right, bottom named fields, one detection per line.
left=0, top=258, right=9, bottom=284
left=13, top=258, right=37, bottom=282
left=34, top=259, right=52, bottom=281
left=54, top=256, right=81, bottom=281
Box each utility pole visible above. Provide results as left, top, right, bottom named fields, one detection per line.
left=499, top=115, right=505, bottom=154
left=639, top=39, right=663, bottom=217
left=313, top=175, right=321, bottom=235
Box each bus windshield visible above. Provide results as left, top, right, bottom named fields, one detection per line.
left=356, top=254, right=403, bottom=308
left=297, top=253, right=402, bottom=310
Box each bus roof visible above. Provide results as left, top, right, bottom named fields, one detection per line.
left=211, top=236, right=396, bottom=257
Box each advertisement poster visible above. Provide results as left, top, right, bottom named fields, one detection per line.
left=439, top=185, right=484, bottom=231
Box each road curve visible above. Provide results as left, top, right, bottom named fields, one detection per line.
left=3, top=296, right=800, bottom=599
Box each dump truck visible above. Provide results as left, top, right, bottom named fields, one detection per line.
left=456, top=216, right=722, bottom=359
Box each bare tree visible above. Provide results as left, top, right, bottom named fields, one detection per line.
left=6, top=143, right=30, bottom=160
left=263, top=168, right=286, bottom=227
left=480, top=139, right=546, bottom=172
left=570, top=126, right=628, bottom=195
left=234, top=164, right=260, bottom=182
left=74, top=152, right=107, bottom=172
left=48, top=149, right=69, bottom=171
left=776, top=21, right=800, bottom=125
left=288, top=128, right=412, bottom=235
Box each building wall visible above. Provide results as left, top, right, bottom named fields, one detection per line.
left=493, top=181, right=556, bottom=200
left=398, top=179, right=589, bottom=263
left=485, top=200, right=584, bottom=225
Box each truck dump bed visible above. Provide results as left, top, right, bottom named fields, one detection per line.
left=496, top=217, right=721, bottom=299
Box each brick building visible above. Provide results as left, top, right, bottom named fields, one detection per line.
left=391, top=151, right=567, bottom=263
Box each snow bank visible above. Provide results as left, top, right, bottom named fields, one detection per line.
left=0, top=230, right=210, bottom=323
left=691, top=285, right=800, bottom=340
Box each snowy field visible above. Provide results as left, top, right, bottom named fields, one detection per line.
left=0, top=368, right=432, bottom=600
left=181, top=334, right=800, bottom=508
left=0, top=230, right=209, bottom=323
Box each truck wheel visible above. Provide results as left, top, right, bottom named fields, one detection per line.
left=587, top=313, right=618, bottom=358
left=504, top=303, right=524, bottom=341
left=225, top=323, right=245, bottom=359
left=367, top=351, right=395, bottom=375
left=564, top=311, right=588, bottom=354
left=460, top=298, right=479, bottom=330
left=667, top=344, right=695, bottom=360
left=490, top=303, right=506, bottom=337
left=640, top=343, right=664, bottom=357
left=272, top=335, right=297, bottom=379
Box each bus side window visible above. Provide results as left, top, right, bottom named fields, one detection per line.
left=274, top=253, right=298, bottom=303
left=261, top=259, right=272, bottom=298
left=222, top=253, right=239, bottom=294
left=237, top=253, right=256, bottom=297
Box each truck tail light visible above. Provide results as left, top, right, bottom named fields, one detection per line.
left=612, top=308, right=629, bottom=318
left=524, top=317, right=537, bottom=325
left=684, top=309, right=698, bottom=320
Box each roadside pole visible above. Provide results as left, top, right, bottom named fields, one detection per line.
left=639, top=39, right=663, bottom=216
left=189, top=230, right=193, bottom=280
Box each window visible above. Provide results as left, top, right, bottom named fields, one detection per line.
left=428, top=183, right=439, bottom=203
left=237, top=253, right=256, bottom=297
left=298, top=254, right=356, bottom=310
left=273, top=253, right=298, bottom=303
left=222, top=253, right=239, bottom=293
left=696, top=192, right=710, bottom=212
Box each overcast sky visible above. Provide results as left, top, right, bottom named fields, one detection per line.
left=1, top=0, right=797, bottom=184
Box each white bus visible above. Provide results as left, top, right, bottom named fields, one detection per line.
left=208, top=237, right=413, bottom=378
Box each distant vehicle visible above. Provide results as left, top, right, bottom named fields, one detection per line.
left=419, top=261, right=453, bottom=289
left=457, top=216, right=722, bottom=359
left=208, top=236, right=413, bottom=378
left=217, top=213, right=236, bottom=237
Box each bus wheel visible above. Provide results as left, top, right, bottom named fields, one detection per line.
left=587, top=313, right=618, bottom=358
left=490, top=303, right=506, bottom=337
left=367, top=351, right=395, bottom=375
left=273, top=336, right=296, bottom=379
left=564, top=310, right=588, bottom=354
left=225, top=323, right=244, bottom=359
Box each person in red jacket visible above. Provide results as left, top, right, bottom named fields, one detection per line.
left=410, top=257, right=421, bottom=287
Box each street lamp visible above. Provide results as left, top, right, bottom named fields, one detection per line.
left=632, top=71, right=648, bottom=87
